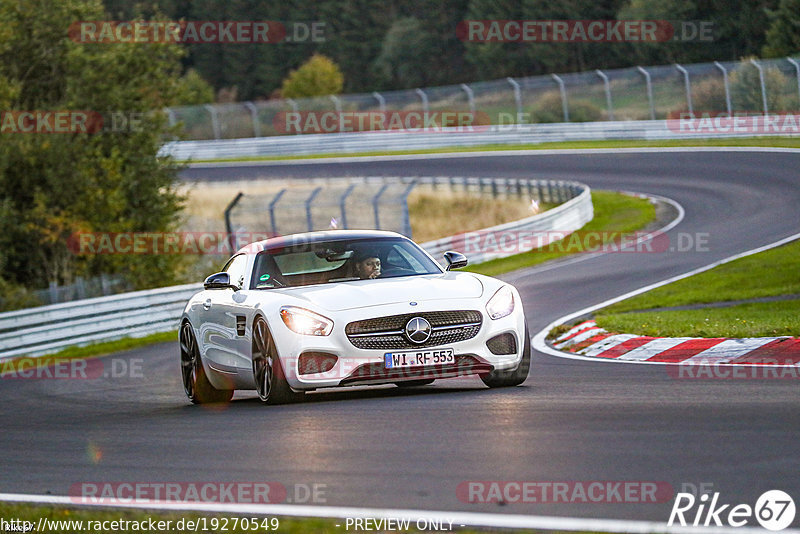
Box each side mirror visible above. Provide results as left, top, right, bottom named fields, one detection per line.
left=443, top=251, right=468, bottom=271
left=204, top=272, right=237, bottom=290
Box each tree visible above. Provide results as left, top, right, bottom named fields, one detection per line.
left=0, top=0, right=189, bottom=301
left=280, top=53, right=344, bottom=98
left=762, top=0, right=800, bottom=57
left=373, top=18, right=439, bottom=88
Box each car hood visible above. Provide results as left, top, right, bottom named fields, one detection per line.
left=281, top=272, right=485, bottom=312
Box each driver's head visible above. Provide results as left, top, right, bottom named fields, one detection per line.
left=354, top=252, right=381, bottom=279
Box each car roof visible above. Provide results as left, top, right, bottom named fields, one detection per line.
left=236, top=230, right=410, bottom=255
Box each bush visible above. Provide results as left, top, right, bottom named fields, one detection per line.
left=691, top=77, right=729, bottom=113
left=280, top=54, right=344, bottom=99
left=530, top=91, right=603, bottom=123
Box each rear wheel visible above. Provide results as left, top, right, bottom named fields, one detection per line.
left=480, top=324, right=531, bottom=388
left=252, top=317, right=304, bottom=405
left=180, top=321, right=233, bottom=404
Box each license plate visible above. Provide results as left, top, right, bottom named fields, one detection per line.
left=384, top=349, right=454, bottom=369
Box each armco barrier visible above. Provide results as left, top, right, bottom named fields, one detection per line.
left=0, top=179, right=590, bottom=361
left=160, top=118, right=800, bottom=161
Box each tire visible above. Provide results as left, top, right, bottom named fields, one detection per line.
left=480, top=324, right=531, bottom=388
left=180, top=321, right=233, bottom=404
left=252, top=317, right=304, bottom=405
left=395, top=379, right=435, bottom=387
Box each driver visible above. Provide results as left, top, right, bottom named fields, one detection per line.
left=353, top=251, right=381, bottom=279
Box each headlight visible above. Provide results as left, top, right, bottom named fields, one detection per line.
left=486, top=286, right=515, bottom=320
left=280, top=306, right=333, bottom=336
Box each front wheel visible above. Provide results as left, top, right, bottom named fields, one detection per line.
left=480, top=324, right=531, bottom=388
left=252, top=317, right=304, bottom=405
left=180, top=321, right=233, bottom=404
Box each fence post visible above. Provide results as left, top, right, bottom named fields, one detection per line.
left=637, top=66, right=656, bottom=120
left=507, top=77, right=523, bottom=124
left=372, top=184, right=389, bottom=229
left=415, top=88, right=429, bottom=114
left=329, top=95, right=343, bottom=132
left=595, top=69, right=614, bottom=120
left=460, top=83, right=476, bottom=116
left=339, top=184, right=356, bottom=229
left=268, top=189, right=287, bottom=235
left=551, top=73, right=569, bottom=122
left=749, top=58, right=769, bottom=115
left=224, top=192, right=244, bottom=249
left=787, top=57, right=800, bottom=108
left=400, top=181, right=417, bottom=238
left=204, top=104, right=221, bottom=139
left=243, top=101, right=261, bottom=137
left=286, top=98, right=299, bottom=114
left=675, top=64, right=693, bottom=117
left=48, top=281, right=58, bottom=305
left=305, top=187, right=323, bottom=231
left=714, top=61, right=732, bottom=115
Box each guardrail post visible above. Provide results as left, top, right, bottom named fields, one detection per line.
left=244, top=101, right=261, bottom=137
left=460, top=83, right=476, bottom=116
left=491, top=179, right=498, bottom=198
left=372, top=184, right=389, bottom=229
left=507, top=77, right=524, bottom=123
left=749, top=58, right=769, bottom=115
left=372, top=91, right=386, bottom=114
left=714, top=61, right=733, bottom=115
left=675, top=64, right=693, bottom=117
left=305, top=186, right=323, bottom=231
left=339, top=184, right=356, bottom=229
left=595, top=69, right=614, bottom=120
left=415, top=88, right=429, bottom=114
left=400, top=181, right=417, bottom=237
left=551, top=73, right=569, bottom=122
left=165, top=108, right=177, bottom=127
left=224, top=192, right=244, bottom=249
left=204, top=104, right=221, bottom=139
left=787, top=57, right=800, bottom=107
left=268, top=188, right=287, bottom=235
left=637, top=66, right=656, bottom=120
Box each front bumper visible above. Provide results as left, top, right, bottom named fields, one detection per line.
left=269, top=299, right=526, bottom=390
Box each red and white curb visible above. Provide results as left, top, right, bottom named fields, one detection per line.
left=552, top=320, right=800, bottom=366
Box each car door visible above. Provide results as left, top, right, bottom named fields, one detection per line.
left=199, top=254, right=249, bottom=370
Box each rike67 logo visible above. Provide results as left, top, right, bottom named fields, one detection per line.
left=669, top=490, right=796, bottom=530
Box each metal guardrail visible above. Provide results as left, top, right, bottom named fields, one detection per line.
left=0, top=179, right=590, bottom=360
left=160, top=117, right=800, bottom=161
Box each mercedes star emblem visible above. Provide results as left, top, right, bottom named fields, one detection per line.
left=405, top=317, right=432, bottom=344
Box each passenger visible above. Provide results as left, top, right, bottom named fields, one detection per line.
left=353, top=252, right=381, bottom=279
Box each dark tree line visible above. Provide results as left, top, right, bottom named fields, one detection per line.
left=102, top=0, right=799, bottom=101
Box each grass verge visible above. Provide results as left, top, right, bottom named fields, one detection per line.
left=189, top=136, right=800, bottom=164
left=468, top=191, right=657, bottom=277
left=593, top=239, right=800, bottom=338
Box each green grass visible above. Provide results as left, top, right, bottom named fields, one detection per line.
left=190, top=137, right=800, bottom=163
left=597, top=300, right=800, bottom=338
left=468, top=191, right=657, bottom=277
left=600, top=240, right=800, bottom=314
left=593, top=239, right=800, bottom=338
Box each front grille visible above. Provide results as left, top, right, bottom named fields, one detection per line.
left=346, top=310, right=482, bottom=350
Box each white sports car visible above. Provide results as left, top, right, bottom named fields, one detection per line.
left=179, top=230, right=530, bottom=404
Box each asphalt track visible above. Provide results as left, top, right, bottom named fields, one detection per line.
left=2, top=149, right=799, bottom=525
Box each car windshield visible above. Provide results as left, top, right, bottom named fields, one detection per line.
left=249, top=237, right=443, bottom=289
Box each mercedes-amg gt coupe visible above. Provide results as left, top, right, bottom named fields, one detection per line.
left=179, top=230, right=530, bottom=404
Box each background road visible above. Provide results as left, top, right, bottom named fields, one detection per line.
left=2, top=150, right=799, bottom=523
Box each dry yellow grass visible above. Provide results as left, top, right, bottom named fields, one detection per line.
left=179, top=180, right=546, bottom=242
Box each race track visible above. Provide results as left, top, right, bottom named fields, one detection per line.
left=2, top=149, right=799, bottom=524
